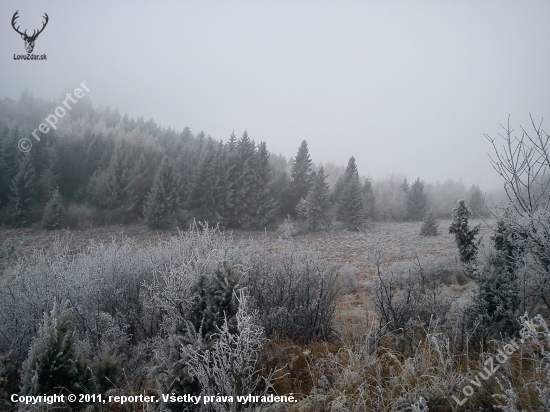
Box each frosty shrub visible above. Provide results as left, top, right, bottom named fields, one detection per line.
left=337, top=264, right=358, bottom=294
left=420, top=209, right=439, bottom=236
left=183, top=292, right=277, bottom=412
left=277, top=215, right=298, bottom=238
left=373, top=256, right=457, bottom=353
left=243, top=239, right=339, bottom=342
left=0, top=220, right=341, bottom=402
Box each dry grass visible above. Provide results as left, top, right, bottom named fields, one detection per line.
left=2, top=219, right=506, bottom=411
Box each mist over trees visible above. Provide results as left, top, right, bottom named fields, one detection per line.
left=0, top=93, right=488, bottom=231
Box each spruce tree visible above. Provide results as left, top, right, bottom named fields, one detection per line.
left=337, top=157, right=366, bottom=229
left=229, top=132, right=257, bottom=228
left=340, top=174, right=366, bottom=230
left=104, top=146, right=137, bottom=217
left=401, top=176, right=410, bottom=193
left=42, top=188, right=64, bottom=230
left=0, top=126, right=13, bottom=210
left=38, top=145, right=60, bottom=206
left=449, top=200, right=480, bottom=263
left=144, top=156, right=183, bottom=229
left=304, top=167, right=331, bottom=231
left=407, top=177, right=428, bottom=220
left=20, top=302, right=90, bottom=398
left=252, top=141, right=277, bottom=229
left=288, top=140, right=313, bottom=216
left=469, top=184, right=486, bottom=218
left=228, top=131, right=237, bottom=152
left=420, top=209, right=439, bottom=236
left=9, top=154, right=36, bottom=227
left=343, top=156, right=359, bottom=183
left=190, top=264, right=239, bottom=338
left=362, top=178, right=375, bottom=220
left=191, top=139, right=220, bottom=224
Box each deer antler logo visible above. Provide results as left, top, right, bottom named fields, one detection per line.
left=11, top=11, right=49, bottom=54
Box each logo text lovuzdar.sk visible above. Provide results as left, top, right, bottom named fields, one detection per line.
left=11, top=10, right=49, bottom=60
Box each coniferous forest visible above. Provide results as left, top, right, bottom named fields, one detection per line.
left=0, top=93, right=489, bottom=233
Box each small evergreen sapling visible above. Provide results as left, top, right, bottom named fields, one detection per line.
left=449, top=200, right=480, bottom=263
left=420, top=209, right=439, bottom=236
left=20, top=301, right=90, bottom=398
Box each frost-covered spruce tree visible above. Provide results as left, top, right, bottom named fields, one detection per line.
left=338, top=157, right=366, bottom=230
left=191, top=139, right=227, bottom=225
left=20, top=301, right=90, bottom=397
left=420, top=209, right=439, bottom=236
left=42, top=187, right=64, bottom=230
left=86, top=144, right=137, bottom=219
left=303, top=166, right=331, bottom=231
left=449, top=200, right=480, bottom=263
left=362, top=178, right=375, bottom=220
left=144, top=156, right=183, bottom=229
left=468, top=184, right=487, bottom=218
left=190, top=264, right=240, bottom=339
left=9, top=153, right=36, bottom=227
left=230, top=132, right=257, bottom=228
left=407, top=177, right=428, bottom=220
left=288, top=140, right=313, bottom=215
left=252, top=141, right=277, bottom=229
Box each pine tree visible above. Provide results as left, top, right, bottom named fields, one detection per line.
left=303, top=167, right=331, bottom=231
left=42, top=188, right=64, bottom=230
left=9, top=154, right=36, bottom=227
left=449, top=200, right=480, bottom=263
left=420, top=209, right=439, bottom=236
left=144, top=156, right=183, bottom=229
left=407, top=177, right=428, bottom=220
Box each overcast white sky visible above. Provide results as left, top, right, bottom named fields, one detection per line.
left=1, top=1, right=549, bottom=190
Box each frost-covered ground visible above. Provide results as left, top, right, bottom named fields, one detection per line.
left=0, top=219, right=494, bottom=337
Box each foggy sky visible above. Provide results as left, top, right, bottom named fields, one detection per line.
left=1, top=1, right=549, bottom=190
